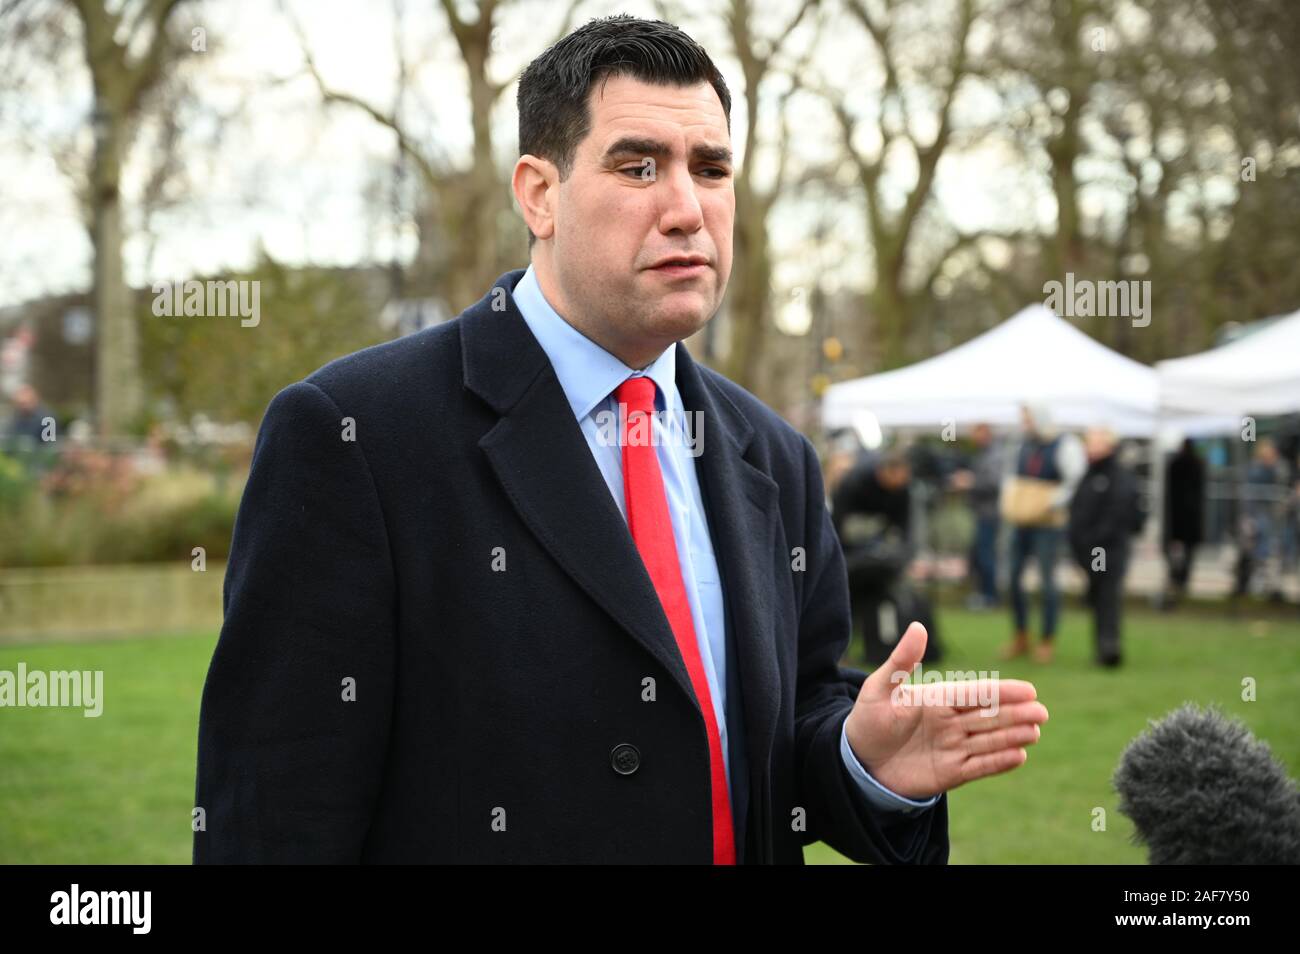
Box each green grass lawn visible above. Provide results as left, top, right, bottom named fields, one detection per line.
left=2, top=604, right=1297, bottom=864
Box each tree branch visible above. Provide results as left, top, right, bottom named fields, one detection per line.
left=284, top=0, right=446, bottom=188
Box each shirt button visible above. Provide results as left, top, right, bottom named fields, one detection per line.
left=610, top=743, right=641, bottom=775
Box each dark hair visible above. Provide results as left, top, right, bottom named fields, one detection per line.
left=516, top=14, right=732, bottom=248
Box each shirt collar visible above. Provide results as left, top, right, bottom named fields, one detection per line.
left=511, top=263, right=677, bottom=421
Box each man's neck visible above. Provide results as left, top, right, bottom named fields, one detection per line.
left=530, top=257, right=664, bottom=370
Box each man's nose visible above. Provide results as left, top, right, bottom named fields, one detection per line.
left=655, top=163, right=704, bottom=234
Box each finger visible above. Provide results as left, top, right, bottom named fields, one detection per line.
left=866, top=621, right=927, bottom=699
left=966, top=723, right=1041, bottom=756
left=896, top=679, right=1031, bottom=710
left=957, top=700, right=1050, bottom=733
left=949, top=678, right=1039, bottom=707
left=960, top=746, right=1029, bottom=784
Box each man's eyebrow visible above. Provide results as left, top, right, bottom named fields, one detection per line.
left=602, top=137, right=733, bottom=165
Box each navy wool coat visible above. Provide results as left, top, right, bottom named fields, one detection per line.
left=193, top=268, right=950, bottom=864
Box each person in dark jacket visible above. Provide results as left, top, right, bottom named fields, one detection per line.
left=962, top=422, right=1003, bottom=609
left=830, top=447, right=923, bottom=665
left=1238, top=438, right=1289, bottom=601
left=1162, top=438, right=1204, bottom=609
left=831, top=445, right=913, bottom=596
left=192, top=16, right=1048, bottom=864
left=1068, top=426, right=1143, bottom=667
left=3, top=384, right=59, bottom=476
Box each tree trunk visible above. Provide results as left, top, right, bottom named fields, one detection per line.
left=722, top=183, right=772, bottom=393
left=91, top=106, right=141, bottom=437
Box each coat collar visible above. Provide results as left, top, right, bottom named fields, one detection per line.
left=460, top=268, right=782, bottom=789
left=509, top=262, right=679, bottom=422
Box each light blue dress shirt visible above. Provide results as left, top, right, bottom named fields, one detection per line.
left=511, top=263, right=938, bottom=817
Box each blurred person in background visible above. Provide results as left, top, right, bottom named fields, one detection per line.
left=3, top=383, right=51, bottom=446
left=832, top=445, right=913, bottom=591
left=832, top=444, right=942, bottom=666
left=1067, top=426, right=1143, bottom=668
left=821, top=427, right=865, bottom=503
left=1161, top=437, right=1205, bottom=610
left=1239, top=438, right=1289, bottom=602
left=1276, top=418, right=1300, bottom=582
left=954, top=422, right=1003, bottom=611
left=1286, top=476, right=1300, bottom=587
left=999, top=402, right=1086, bottom=663
left=3, top=383, right=58, bottom=474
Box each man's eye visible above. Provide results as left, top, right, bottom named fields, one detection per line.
left=618, top=166, right=730, bottom=178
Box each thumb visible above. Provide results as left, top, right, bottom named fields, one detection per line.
left=864, top=620, right=928, bottom=701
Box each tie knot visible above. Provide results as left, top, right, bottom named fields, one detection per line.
left=615, top=375, right=657, bottom=415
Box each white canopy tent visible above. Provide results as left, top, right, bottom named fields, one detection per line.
left=1156, top=308, right=1300, bottom=417
left=821, top=304, right=1230, bottom=438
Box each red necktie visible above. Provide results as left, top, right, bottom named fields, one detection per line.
left=615, top=375, right=736, bottom=865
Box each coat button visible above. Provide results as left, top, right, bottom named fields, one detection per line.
left=610, top=743, right=640, bottom=775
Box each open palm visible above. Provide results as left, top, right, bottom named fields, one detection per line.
left=844, top=621, right=1049, bottom=800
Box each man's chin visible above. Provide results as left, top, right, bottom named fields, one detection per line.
left=650, top=301, right=713, bottom=342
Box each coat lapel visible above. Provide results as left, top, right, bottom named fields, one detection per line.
left=462, top=270, right=695, bottom=709
left=673, top=344, right=783, bottom=792
left=459, top=268, right=783, bottom=788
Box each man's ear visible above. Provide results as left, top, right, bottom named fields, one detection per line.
left=513, top=155, right=556, bottom=241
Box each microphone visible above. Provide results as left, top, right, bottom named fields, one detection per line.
left=1112, top=702, right=1300, bottom=864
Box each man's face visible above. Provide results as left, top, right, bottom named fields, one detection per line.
left=518, top=74, right=734, bottom=367
left=880, top=461, right=910, bottom=490
left=1084, top=428, right=1115, bottom=461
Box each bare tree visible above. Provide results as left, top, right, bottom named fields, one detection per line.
left=987, top=0, right=1300, bottom=360
left=829, top=0, right=983, bottom=368
left=711, top=0, right=823, bottom=394
left=290, top=0, right=584, bottom=314
left=0, top=0, right=197, bottom=436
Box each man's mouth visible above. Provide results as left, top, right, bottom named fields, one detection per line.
left=649, top=256, right=710, bottom=279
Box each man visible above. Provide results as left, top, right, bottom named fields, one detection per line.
left=959, top=422, right=1003, bottom=610
left=999, top=402, right=1085, bottom=664
left=831, top=446, right=913, bottom=566
left=1162, top=437, right=1204, bottom=609
left=4, top=384, right=52, bottom=447
left=829, top=446, right=926, bottom=667
left=3, top=383, right=58, bottom=474
left=1067, top=426, right=1142, bottom=667
left=1241, top=438, right=1288, bottom=600
left=821, top=428, right=864, bottom=501
left=194, top=15, right=1047, bottom=864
